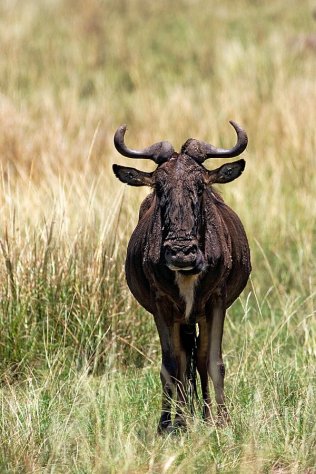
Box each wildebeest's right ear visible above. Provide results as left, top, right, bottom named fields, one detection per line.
left=112, top=164, right=154, bottom=187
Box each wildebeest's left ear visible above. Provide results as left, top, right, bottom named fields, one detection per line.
left=112, top=164, right=154, bottom=187
left=206, top=159, right=246, bottom=185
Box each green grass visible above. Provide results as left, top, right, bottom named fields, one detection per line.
left=0, top=0, right=315, bottom=472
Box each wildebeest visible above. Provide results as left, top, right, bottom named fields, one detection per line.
left=112, top=121, right=251, bottom=432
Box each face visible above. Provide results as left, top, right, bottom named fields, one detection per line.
left=154, top=155, right=206, bottom=274
left=113, top=155, right=245, bottom=275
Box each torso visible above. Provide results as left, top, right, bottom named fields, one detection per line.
left=125, top=190, right=251, bottom=322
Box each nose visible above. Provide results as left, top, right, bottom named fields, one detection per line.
left=164, top=242, right=198, bottom=270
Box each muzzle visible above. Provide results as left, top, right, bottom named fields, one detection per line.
left=164, top=240, right=205, bottom=274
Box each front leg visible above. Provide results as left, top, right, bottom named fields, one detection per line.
left=154, top=311, right=189, bottom=432
left=154, top=312, right=177, bottom=433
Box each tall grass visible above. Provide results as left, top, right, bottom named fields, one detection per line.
left=0, top=0, right=315, bottom=472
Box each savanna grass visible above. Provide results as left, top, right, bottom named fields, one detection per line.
left=0, top=0, right=315, bottom=472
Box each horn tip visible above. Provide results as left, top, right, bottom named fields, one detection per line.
left=229, top=120, right=241, bottom=129
left=229, top=120, right=248, bottom=144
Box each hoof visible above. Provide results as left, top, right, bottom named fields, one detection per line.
left=173, top=417, right=187, bottom=431
left=157, top=421, right=173, bottom=435
left=157, top=418, right=187, bottom=435
left=216, top=407, right=230, bottom=427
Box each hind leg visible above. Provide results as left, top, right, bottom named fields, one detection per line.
left=207, top=296, right=229, bottom=424
left=197, top=319, right=212, bottom=421
left=173, top=323, right=188, bottom=429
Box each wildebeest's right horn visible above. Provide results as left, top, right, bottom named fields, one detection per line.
left=114, top=125, right=175, bottom=164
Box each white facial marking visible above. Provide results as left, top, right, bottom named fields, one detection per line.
left=175, top=272, right=199, bottom=321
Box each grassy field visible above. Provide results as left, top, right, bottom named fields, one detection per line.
left=0, top=0, right=315, bottom=472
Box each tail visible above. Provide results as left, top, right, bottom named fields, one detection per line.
left=180, top=323, right=198, bottom=414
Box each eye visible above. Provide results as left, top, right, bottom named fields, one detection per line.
left=155, top=181, right=164, bottom=195
left=197, top=183, right=204, bottom=196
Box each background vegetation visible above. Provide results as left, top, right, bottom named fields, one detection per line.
left=0, top=0, right=315, bottom=472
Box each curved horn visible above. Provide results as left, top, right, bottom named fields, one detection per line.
left=181, top=121, right=248, bottom=163
left=114, top=125, right=175, bottom=164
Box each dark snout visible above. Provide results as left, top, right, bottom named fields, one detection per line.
left=164, top=242, right=205, bottom=274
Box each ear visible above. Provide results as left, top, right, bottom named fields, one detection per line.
left=206, top=159, right=246, bottom=185
left=112, top=164, right=154, bottom=187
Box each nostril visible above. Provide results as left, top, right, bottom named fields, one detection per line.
left=164, top=246, right=173, bottom=258
left=183, top=245, right=197, bottom=256
left=164, top=247, right=176, bottom=264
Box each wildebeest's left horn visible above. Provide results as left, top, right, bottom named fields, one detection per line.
left=182, top=121, right=248, bottom=163
left=114, top=125, right=175, bottom=164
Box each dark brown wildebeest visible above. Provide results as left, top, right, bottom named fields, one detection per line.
left=113, top=121, right=251, bottom=432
